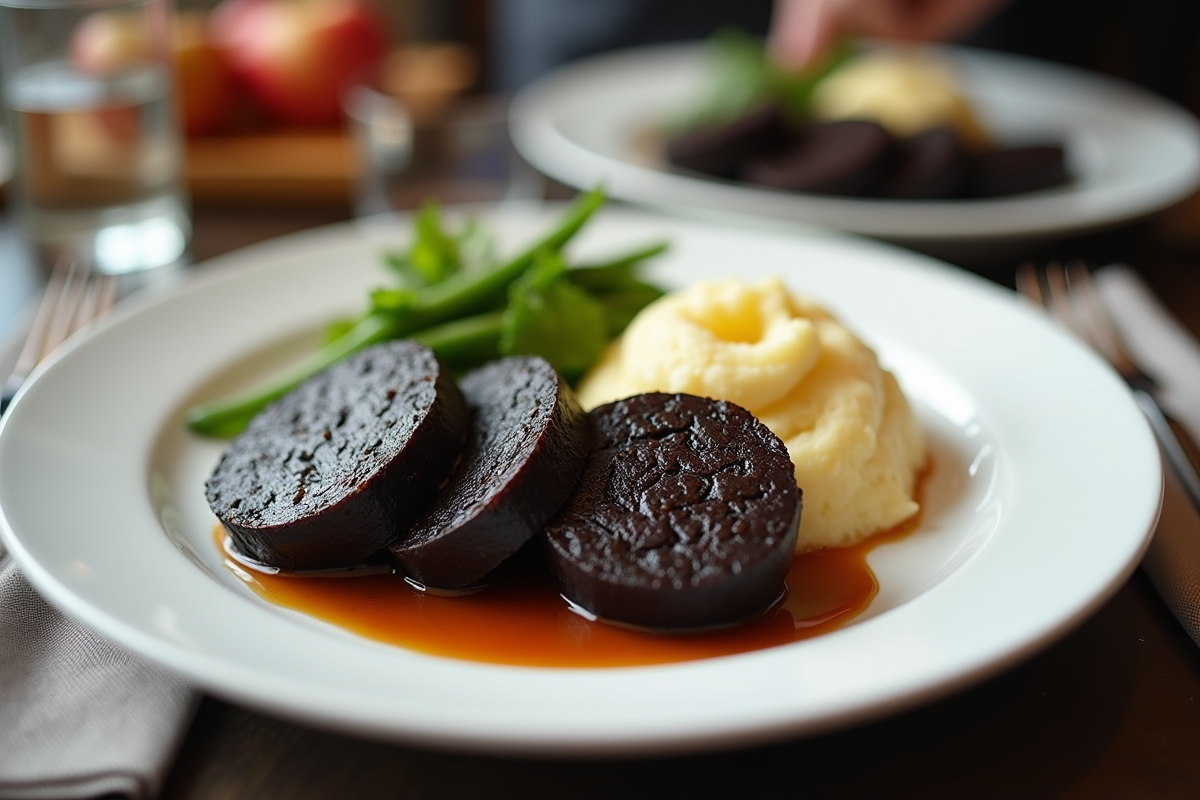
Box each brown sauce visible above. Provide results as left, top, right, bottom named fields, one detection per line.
left=216, top=485, right=924, bottom=668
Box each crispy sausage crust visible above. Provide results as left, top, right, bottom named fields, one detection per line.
left=544, top=392, right=801, bottom=630
left=391, top=356, right=590, bottom=589
left=206, top=341, right=467, bottom=572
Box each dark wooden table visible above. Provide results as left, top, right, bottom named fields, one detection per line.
left=5, top=194, right=1200, bottom=800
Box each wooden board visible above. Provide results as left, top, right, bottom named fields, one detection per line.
left=185, top=131, right=357, bottom=206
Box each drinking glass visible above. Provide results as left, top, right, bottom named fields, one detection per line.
left=0, top=0, right=190, bottom=275
left=344, top=79, right=545, bottom=217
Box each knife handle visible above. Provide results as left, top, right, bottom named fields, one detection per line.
left=1133, top=387, right=1200, bottom=518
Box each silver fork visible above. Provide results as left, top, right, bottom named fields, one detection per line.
left=1016, top=260, right=1200, bottom=517
left=0, top=260, right=118, bottom=416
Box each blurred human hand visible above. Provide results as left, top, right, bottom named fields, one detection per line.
left=769, top=0, right=1010, bottom=70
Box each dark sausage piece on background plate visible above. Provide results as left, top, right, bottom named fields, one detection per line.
left=390, top=356, right=591, bottom=589
left=879, top=126, right=966, bottom=199
left=740, top=119, right=894, bottom=196
left=665, top=103, right=791, bottom=179
left=205, top=341, right=468, bottom=572
left=964, top=144, right=1069, bottom=197
left=544, top=392, right=801, bottom=630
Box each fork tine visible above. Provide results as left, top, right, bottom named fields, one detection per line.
left=1020, top=259, right=1080, bottom=332
left=1015, top=262, right=1044, bottom=308
left=1063, top=260, right=1149, bottom=386
left=69, top=272, right=117, bottom=342
left=1, top=260, right=119, bottom=416
left=40, top=261, right=89, bottom=362
left=95, top=273, right=118, bottom=318
left=1042, top=261, right=1079, bottom=333
left=7, top=260, right=74, bottom=390
left=1016, top=258, right=1200, bottom=518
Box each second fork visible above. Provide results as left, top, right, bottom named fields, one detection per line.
left=1017, top=261, right=1200, bottom=518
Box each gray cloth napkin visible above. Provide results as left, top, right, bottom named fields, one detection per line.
left=0, top=545, right=199, bottom=800
left=1095, top=265, right=1200, bottom=646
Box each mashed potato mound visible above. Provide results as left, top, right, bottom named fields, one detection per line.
left=811, top=49, right=989, bottom=148
left=576, top=277, right=925, bottom=552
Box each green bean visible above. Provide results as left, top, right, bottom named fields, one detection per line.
left=400, top=188, right=607, bottom=330
left=185, top=312, right=399, bottom=438
left=566, top=241, right=669, bottom=292
left=185, top=189, right=607, bottom=438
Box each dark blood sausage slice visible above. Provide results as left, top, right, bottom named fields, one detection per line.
left=740, top=119, right=894, bottom=196
left=665, top=103, right=790, bottom=179
left=390, top=356, right=591, bottom=589
left=964, top=143, right=1069, bottom=197
left=879, top=127, right=965, bottom=199
left=543, top=393, right=801, bottom=630
left=205, top=341, right=468, bottom=572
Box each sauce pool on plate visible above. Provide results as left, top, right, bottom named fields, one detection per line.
left=215, top=482, right=925, bottom=668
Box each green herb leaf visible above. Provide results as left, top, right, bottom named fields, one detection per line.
left=596, top=281, right=666, bottom=336
left=409, top=202, right=462, bottom=285
left=567, top=241, right=669, bottom=293
left=670, top=28, right=860, bottom=132
left=369, top=287, right=417, bottom=315
left=454, top=217, right=496, bottom=274
left=500, top=250, right=607, bottom=383
left=669, top=27, right=774, bottom=132
left=769, top=38, right=858, bottom=119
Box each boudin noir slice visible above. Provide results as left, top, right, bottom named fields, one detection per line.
left=544, top=392, right=801, bottom=630
left=205, top=340, right=468, bottom=572
left=390, top=356, right=590, bottom=588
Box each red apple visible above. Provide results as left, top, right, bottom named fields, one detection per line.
left=174, top=12, right=237, bottom=135
left=210, top=0, right=388, bottom=127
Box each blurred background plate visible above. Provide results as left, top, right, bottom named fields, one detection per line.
left=0, top=126, right=9, bottom=188
left=509, top=42, right=1200, bottom=247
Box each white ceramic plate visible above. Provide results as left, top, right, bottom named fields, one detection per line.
left=510, top=42, right=1200, bottom=242
left=0, top=206, right=1161, bottom=755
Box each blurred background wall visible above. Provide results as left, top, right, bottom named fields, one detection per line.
left=379, top=0, right=1200, bottom=109
left=163, top=0, right=1200, bottom=109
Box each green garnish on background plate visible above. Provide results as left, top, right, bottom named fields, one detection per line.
left=669, top=27, right=857, bottom=133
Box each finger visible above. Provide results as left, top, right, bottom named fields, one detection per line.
left=768, top=0, right=848, bottom=71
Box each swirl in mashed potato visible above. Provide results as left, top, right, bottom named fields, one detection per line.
left=575, top=277, right=925, bottom=552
